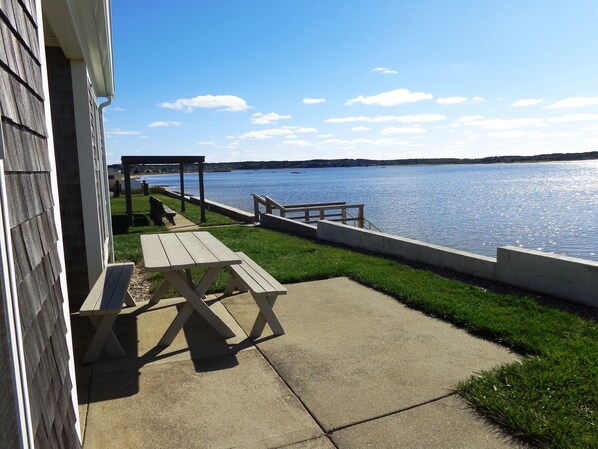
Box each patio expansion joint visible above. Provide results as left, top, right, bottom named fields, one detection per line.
left=222, top=301, right=338, bottom=447
left=324, top=391, right=457, bottom=435
left=79, top=367, right=95, bottom=447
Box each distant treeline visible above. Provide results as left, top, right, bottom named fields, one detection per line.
left=203, top=151, right=598, bottom=171
left=109, top=150, right=598, bottom=173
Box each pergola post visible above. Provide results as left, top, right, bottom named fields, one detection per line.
left=124, top=162, right=132, bottom=222
left=121, top=156, right=205, bottom=223
left=199, top=162, right=206, bottom=223
left=179, top=162, right=185, bottom=212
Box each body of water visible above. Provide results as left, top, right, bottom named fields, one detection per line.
left=141, top=161, right=598, bottom=261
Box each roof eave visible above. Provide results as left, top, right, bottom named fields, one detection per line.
left=43, top=0, right=114, bottom=97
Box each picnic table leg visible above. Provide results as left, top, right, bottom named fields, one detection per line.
left=158, top=302, right=195, bottom=346
left=250, top=295, right=284, bottom=337
left=149, top=279, right=171, bottom=305
left=124, top=291, right=136, bottom=307
left=157, top=269, right=235, bottom=346
left=223, top=273, right=248, bottom=296
left=83, top=315, right=125, bottom=363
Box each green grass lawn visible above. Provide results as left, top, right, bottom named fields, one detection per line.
left=112, top=206, right=598, bottom=448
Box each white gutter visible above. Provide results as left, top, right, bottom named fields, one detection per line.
left=98, top=95, right=115, bottom=262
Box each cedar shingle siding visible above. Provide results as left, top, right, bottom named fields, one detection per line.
left=1, top=0, right=81, bottom=447
left=0, top=292, right=20, bottom=449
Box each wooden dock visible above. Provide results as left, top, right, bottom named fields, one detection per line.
left=252, top=194, right=380, bottom=231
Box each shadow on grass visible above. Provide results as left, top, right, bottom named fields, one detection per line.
left=112, top=214, right=153, bottom=235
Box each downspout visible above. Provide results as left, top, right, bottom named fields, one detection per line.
left=98, top=95, right=115, bottom=262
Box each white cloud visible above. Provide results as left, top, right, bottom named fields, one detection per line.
left=197, top=141, right=216, bottom=145
left=546, top=96, right=598, bottom=109
left=326, top=116, right=396, bottom=123
left=251, top=112, right=291, bottom=125
left=148, top=121, right=182, bottom=128
left=395, top=114, right=446, bottom=123
left=317, top=134, right=334, bottom=138
left=547, top=113, right=598, bottom=123
left=512, top=98, right=543, bottom=107
left=106, top=128, right=142, bottom=136
left=488, top=130, right=580, bottom=139
left=352, top=126, right=370, bottom=131
left=537, top=132, right=580, bottom=138
left=464, top=118, right=544, bottom=130
left=437, top=96, right=485, bottom=105
left=380, top=127, right=426, bottom=135
left=326, top=114, right=445, bottom=124
left=437, top=96, right=468, bottom=105
left=371, top=67, right=398, bottom=75
left=159, top=94, right=250, bottom=112
left=487, top=131, right=534, bottom=139
left=303, top=97, right=326, bottom=104
left=454, top=115, right=484, bottom=124
left=345, top=88, right=433, bottom=106
left=239, top=128, right=295, bottom=140
left=295, top=127, right=318, bottom=134
left=582, top=124, right=598, bottom=131
left=320, top=138, right=411, bottom=147
left=282, top=140, right=312, bottom=147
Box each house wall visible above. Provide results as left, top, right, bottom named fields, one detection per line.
left=71, top=60, right=107, bottom=294
left=0, top=286, right=20, bottom=449
left=0, top=0, right=81, bottom=447
left=46, top=46, right=89, bottom=308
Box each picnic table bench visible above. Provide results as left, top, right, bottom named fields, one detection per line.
left=149, top=195, right=176, bottom=225
left=79, top=263, right=135, bottom=363
left=224, top=252, right=287, bottom=337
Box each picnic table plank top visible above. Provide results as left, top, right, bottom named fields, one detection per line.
left=141, top=232, right=241, bottom=272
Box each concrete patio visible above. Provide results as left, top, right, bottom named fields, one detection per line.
left=75, top=277, right=527, bottom=448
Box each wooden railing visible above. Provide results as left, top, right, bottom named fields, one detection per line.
left=252, top=194, right=380, bottom=231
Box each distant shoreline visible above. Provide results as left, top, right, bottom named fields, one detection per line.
left=121, top=150, right=598, bottom=175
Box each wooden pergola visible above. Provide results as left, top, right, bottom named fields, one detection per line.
left=121, top=155, right=206, bottom=223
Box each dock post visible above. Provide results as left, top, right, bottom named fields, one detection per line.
left=199, top=162, right=206, bottom=223
left=253, top=195, right=260, bottom=220
left=358, top=206, right=364, bottom=228
left=124, top=162, right=132, bottom=223
left=179, top=163, right=185, bottom=212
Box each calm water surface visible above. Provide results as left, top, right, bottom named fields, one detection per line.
left=142, top=161, right=598, bottom=261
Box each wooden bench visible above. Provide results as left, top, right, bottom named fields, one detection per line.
left=79, top=263, right=136, bottom=363
left=149, top=195, right=176, bottom=225
left=224, top=252, right=287, bottom=337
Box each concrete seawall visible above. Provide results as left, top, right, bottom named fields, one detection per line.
left=316, top=220, right=597, bottom=308
left=496, top=246, right=598, bottom=308
left=260, top=214, right=318, bottom=239
left=317, top=221, right=497, bottom=280
left=162, top=190, right=255, bottom=223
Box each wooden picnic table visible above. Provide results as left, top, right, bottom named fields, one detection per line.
left=140, top=232, right=242, bottom=346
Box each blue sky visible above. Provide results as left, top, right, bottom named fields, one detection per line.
left=105, top=0, right=598, bottom=164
